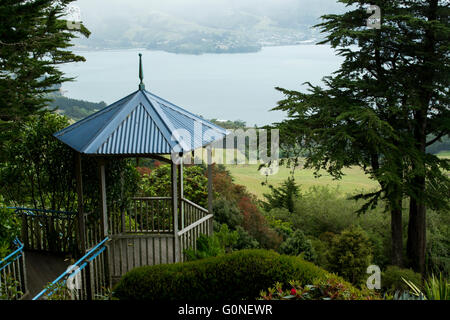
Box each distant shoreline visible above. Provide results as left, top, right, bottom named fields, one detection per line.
left=72, top=41, right=319, bottom=56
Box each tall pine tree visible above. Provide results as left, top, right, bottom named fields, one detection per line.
left=0, top=0, right=90, bottom=156
left=273, top=0, right=449, bottom=272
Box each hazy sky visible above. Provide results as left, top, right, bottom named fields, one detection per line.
left=72, top=0, right=345, bottom=31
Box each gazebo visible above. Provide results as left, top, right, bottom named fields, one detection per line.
left=53, top=54, right=228, bottom=286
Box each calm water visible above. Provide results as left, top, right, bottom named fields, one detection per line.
left=59, top=45, right=342, bottom=126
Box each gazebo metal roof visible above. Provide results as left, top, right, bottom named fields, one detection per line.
left=54, top=55, right=228, bottom=155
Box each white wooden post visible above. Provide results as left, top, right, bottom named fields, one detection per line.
left=172, top=162, right=180, bottom=262
left=99, top=159, right=109, bottom=238
left=207, top=145, right=213, bottom=235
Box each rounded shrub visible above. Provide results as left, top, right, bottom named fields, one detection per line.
left=382, top=266, right=422, bottom=293
left=327, top=227, right=373, bottom=285
left=279, top=230, right=317, bottom=262
left=113, top=249, right=348, bottom=301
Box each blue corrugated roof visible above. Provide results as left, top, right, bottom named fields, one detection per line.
left=54, top=89, right=229, bottom=155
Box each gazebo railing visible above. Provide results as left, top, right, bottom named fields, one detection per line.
left=179, top=198, right=211, bottom=230
left=0, top=239, right=27, bottom=300
left=107, top=196, right=212, bottom=279
left=109, top=197, right=173, bottom=235
left=108, top=233, right=175, bottom=282
left=13, top=208, right=77, bottom=255
left=178, top=198, right=213, bottom=262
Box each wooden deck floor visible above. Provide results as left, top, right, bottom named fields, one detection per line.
left=24, top=251, right=71, bottom=300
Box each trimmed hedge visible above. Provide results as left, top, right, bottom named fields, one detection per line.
left=113, top=249, right=354, bottom=301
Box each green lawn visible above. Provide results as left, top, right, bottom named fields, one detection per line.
left=225, top=151, right=449, bottom=199
left=225, top=163, right=379, bottom=200
left=437, top=150, right=450, bottom=158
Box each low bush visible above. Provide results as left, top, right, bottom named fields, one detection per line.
left=239, top=197, right=282, bottom=249
left=264, top=207, right=294, bottom=240
left=279, top=230, right=317, bottom=262
left=381, top=266, right=422, bottom=293
left=113, top=249, right=349, bottom=301
left=185, top=224, right=238, bottom=261
left=327, top=227, right=373, bottom=285
left=233, top=226, right=260, bottom=250
left=212, top=198, right=243, bottom=230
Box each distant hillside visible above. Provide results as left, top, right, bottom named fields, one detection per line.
left=73, top=0, right=345, bottom=54
left=48, top=96, right=107, bottom=122
left=46, top=97, right=449, bottom=156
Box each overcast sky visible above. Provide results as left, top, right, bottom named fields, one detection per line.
left=72, top=0, right=345, bottom=31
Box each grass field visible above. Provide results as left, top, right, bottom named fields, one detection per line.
left=225, top=163, right=379, bottom=200
left=437, top=150, right=450, bottom=158
left=225, top=151, right=449, bottom=199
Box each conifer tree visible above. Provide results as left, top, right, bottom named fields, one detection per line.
left=0, top=0, right=90, bottom=155
left=273, top=0, right=449, bottom=272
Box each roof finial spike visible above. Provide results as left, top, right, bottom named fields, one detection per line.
left=139, top=53, right=145, bottom=90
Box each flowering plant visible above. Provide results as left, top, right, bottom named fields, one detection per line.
left=260, top=275, right=380, bottom=300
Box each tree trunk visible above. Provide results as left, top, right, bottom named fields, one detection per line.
left=405, top=0, right=437, bottom=276
left=391, top=206, right=403, bottom=267
left=407, top=196, right=427, bottom=274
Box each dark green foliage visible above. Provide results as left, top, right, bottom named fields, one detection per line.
left=382, top=266, right=422, bottom=294
left=0, top=273, right=23, bottom=300
left=139, top=164, right=208, bottom=208
left=0, top=0, right=90, bottom=153
left=185, top=224, right=238, bottom=261
left=0, top=113, right=77, bottom=211
left=266, top=186, right=391, bottom=269
left=0, top=112, right=140, bottom=214
left=184, top=234, right=224, bottom=261
left=211, top=200, right=260, bottom=250
left=48, top=96, right=107, bottom=121
left=113, top=249, right=333, bottom=301
left=233, top=226, right=260, bottom=250
left=0, top=198, right=20, bottom=257
left=212, top=198, right=243, bottom=230
left=279, top=230, right=317, bottom=262
left=328, top=227, right=373, bottom=285
left=262, top=177, right=300, bottom=213
left=425, top=208, right=450, bottom=276
left=310, top=238, right=329, bottom=268
left=266, top=186, right=449, bottom=278
left=264, top=207, right=294, bottom=240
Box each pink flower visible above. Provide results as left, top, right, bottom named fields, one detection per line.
left=290, top=288, right=297, bottom=296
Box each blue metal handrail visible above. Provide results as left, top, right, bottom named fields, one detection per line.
left=32, top=237, right=109, bottom=300
left=0, top=238, right=24, bottom=272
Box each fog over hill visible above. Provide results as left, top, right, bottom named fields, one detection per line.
left=72, top=0, right=346, bottom=54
